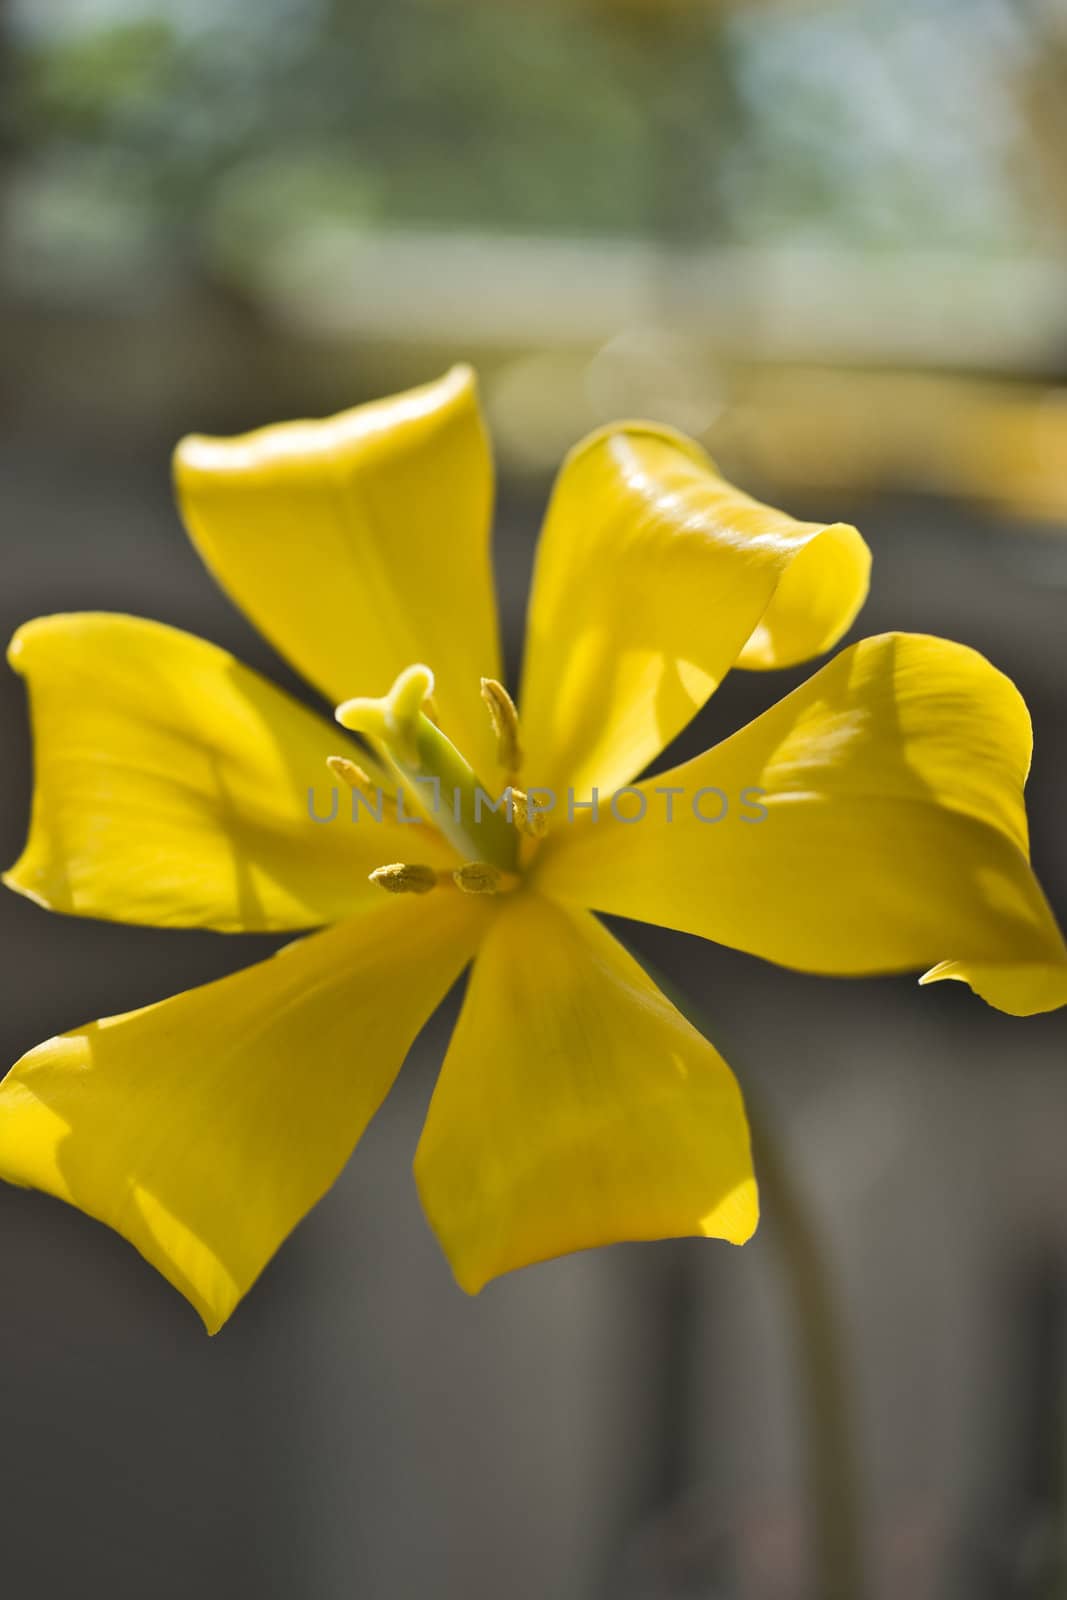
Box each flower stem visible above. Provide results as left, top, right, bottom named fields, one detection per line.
left=638, top=952, right=867, bottom=1598
left=745, top=1090, right=867, bottom=1600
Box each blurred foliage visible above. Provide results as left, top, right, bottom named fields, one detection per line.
left=10, top=0, right=691, bottom=259
left=7, top=0, right=1065, bottom=301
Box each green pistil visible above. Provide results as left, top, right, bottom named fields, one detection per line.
left=336, top=665, right=518, bottom=872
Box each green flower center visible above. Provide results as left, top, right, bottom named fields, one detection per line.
left=334, top=665, right=540, bottom=894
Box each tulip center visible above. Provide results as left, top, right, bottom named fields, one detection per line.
left=335, top=664, right=524, bottom=883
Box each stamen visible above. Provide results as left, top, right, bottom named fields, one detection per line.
left=368, top=862, right=439, bottom=895
left=452, top=861, right=517, bottom=895
left=327, top=756, right=398, bottom=820
left=509, top=786, right=549, bottom=838
left=480, top=678, right=522, bottom=779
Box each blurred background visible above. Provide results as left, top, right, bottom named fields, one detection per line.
left=2, top=1, right=1066, bottom=1597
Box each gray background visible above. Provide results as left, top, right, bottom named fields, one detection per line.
left=3, top=2, right=1067, bottom=1595
left=2, top=416, right=1066, bottom=1600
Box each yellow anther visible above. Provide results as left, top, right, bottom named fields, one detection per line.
left=509, top=786, right=549, bottom=838
left=452, top=861, right=517, bottom=895
left=480, top=678, right=522, bottom=779
left=423, top=693, right=441, bottom=727
left=326, top=756, right=398, bottom=820
left=368, top=862, right=439, bottom=895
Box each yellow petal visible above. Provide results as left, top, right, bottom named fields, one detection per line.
left=6, top=613, right=455, bottom=931
left=0, top=892, right=488, bottom=1332
left=174, top=365, right=502, bottom=782
left=414, top=893, right=758, bottom=1294
left=518, top=424, right=870, bottom=797
left=536, top=633, right=1067, bottom=1016
left=918, top=958, right=1067, bottom=1017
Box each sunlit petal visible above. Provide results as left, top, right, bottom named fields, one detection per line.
left=0, top=893, right=489, bottom=1332
left=415, top=893, right=757, bottom=1294
left=6, top=613, right=455, bottom=931
left=175, top=365, right=502, bottom=782
left=536, top=633, right=1067, bottom=1015
left=519, top=424, right=869, bottom=796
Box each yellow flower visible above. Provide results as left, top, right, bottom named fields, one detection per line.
left=2, top=365, right=1065, bottom=1334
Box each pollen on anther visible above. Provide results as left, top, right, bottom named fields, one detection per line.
left=509, top=786, right=548, bottom=838
left=481, top=678, right=522, bottom=778
left=368, top=862, right=439, bottom=895
left=327, top=756, right=397, bottom=819
left=453, top=861, right=509, bottom=895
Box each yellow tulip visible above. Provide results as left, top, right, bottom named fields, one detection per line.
left=2, top=365, right=1064, bottom=1333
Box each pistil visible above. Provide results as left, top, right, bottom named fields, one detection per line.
left=336, top=664, right=518, bottom=872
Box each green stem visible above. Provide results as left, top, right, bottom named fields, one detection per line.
left=639, top=954, right=867, bottom=1598
left=746, top=1091, right=867, bottom=1600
